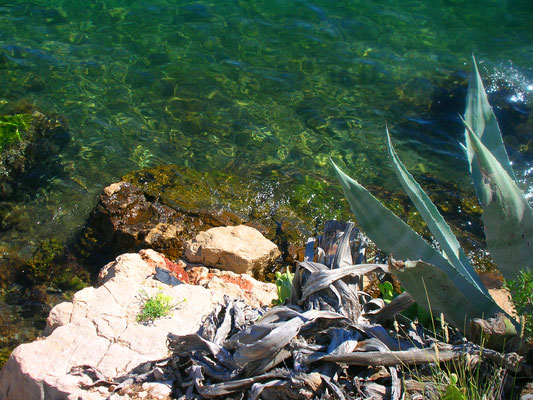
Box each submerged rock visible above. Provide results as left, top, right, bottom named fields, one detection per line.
left=0, top=249, right=276, bottom=399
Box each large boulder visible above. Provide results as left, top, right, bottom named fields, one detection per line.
left=185, top=225, right=281, bottom=277
left=0, top=249, right=276, bottom=400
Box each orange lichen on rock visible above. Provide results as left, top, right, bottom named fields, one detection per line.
left=185, top=266, right=277, bottom=307
left=163, top=257, right=189, bottom=284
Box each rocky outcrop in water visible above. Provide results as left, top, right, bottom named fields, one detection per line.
left=78, top=165, right=311, bottom=274
left=0, top=249, right=276, bottom=400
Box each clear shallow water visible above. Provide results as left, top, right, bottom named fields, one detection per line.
left=0, top=0, right=532, bottom=256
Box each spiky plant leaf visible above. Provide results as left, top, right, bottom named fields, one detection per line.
left=331, top=161, right=496, bottom=318
left=385, top=131, right=487, bottom=294
left=465, top=123, right=533, bottom=280
left=390, top=259, right=501, bottom=329
left=464, top=55, right=516, bottom=206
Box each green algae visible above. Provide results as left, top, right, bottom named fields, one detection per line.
left=0, top=300, right=43, bottom=369
left=26, top=239, right=90, bottom=290
left=0, top=348, right=10, bottom=369
left=0, top=238, right=90, bottom=369
left=122, top=164, right=315, bottom=256
left=0, top=113, right=33, bottom=152
left=121, top=163, right=490, bottom=273
left=26, top=239, right=65, bottom=285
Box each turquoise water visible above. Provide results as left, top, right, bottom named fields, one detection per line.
left=0, top=1, right=532, bottom=269
left=1, top=1, right=532, bottom=255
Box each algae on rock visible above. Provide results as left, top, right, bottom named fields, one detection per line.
left=78, top=164, right=313, bottom=278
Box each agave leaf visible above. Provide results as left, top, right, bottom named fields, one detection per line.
left=464, top=55, right=516, bottom=206
left=385, top=131, right=487, bottom=294
left=465, top=123, right=533, bottom=279
left=331, top=161, right=489, bottom=305
left=390, top=260, right=502, bottom=328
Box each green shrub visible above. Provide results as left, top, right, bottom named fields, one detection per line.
left=505, top=270, right=533, bottom=340
left=136, top=289, right=184, bottom=323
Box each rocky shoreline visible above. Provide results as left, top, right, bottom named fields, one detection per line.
left=0, top=227, right=281, bottom=399
left=1, top=106, right=531, bottom=398
left=2, top=222, right=531, bottom=399
left=0, top=165, right=315, bottom=369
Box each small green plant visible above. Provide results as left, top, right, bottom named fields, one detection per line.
left=136, top=289, right=183, bottom=323
left=404, top=304, right=507, bottom=399
left=272, top=268, right=294, bottom=305
left=439, top=361, right=505, bottom=400
left=378, top=281, right=395, bottom=303
left=505, top=270, right=533, bottom=339
left=421, top=361, right=506, bottom=400
left=406, top=325, right=506, bottom=399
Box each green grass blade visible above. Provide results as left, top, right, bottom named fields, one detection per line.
left=465, top=123, right=533, bottom=280
left=464, top=55, right=516, bottom=205
left=391, top=260, right=502, bottom=329
left=385, top=130, right=487, bottom=294
left=331, top=160, right=484, bottom=295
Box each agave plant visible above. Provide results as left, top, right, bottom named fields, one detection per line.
left=332, top=57, right=532, bottom=329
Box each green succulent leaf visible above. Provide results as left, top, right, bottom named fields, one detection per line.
left=464, top=123, right=533, bottom=280
left=464, top=55, right=516, bottom=206
left=274, top=269, right=294, bottom=305
left=331, top=161, right=496, bottom=318
left=391, top=260, right=501, bottom=329
left=385, top=130, right=487, bottom=294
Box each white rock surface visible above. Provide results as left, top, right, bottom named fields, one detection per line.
left=185, top=225, right=281, bottom=277
left=0, top=249, right=275, bottom=400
